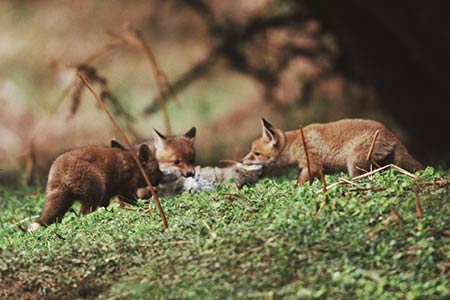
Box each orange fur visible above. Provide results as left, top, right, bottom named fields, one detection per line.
left=242, top=118, right=423, bottom=185
left=32, top=145, right=162, bottom=228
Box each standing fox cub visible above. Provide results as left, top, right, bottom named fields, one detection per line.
left=242, top=118, right=423, bottom=185
left=29, top=144, right=162, bottom=231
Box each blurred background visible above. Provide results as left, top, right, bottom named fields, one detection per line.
left=1, top=0, right=449, bottom=185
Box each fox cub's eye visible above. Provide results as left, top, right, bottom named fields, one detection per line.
left=254, top=152, right=260, bottom=156
left=173, top=160, right=181, bottom=165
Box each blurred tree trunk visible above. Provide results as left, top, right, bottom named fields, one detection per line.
left=305, top=0, right=450, bottom=164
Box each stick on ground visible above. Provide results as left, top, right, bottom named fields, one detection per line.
left=79, top=73, right=168, bottom=229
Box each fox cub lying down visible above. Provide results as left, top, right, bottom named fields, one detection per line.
left=154, top=161, right=263, bottom=198
left=242, top=118, right=423, bottom=185
left=29, top=144, right=163, bottom=231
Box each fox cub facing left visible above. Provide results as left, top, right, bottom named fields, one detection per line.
left=29, top=144, right=162, bottom=231
left=242, top=118, right=423, bottom=185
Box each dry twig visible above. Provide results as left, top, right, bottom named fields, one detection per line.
left=368, top=210, right=404, bottom=238
left=315, top=170, right=329, bottom=216
left=107, top=26, right=173, bottom=134
left=316, top=164, right=417, bottom=194
left=414, top=190, right=424, bottom=219
left=366, top=130, right=381, bottom=168
left=299, top=127, right=312, bottom=185
left=79, top=73, right=168, bottom=229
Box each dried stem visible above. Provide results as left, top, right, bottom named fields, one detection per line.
left=315, top=170, right=329, bottom=217
left=316, top=163, right=417, bottom=194
left=107, top=27, right=173, bottom=134
left=366, top=130, right=380, bottom=162
left=299, top=127, right=312, bottom=185
left=414, top=189, right=424, bottom=219
left=22, top=141, right=37, bottom=186
left=79, top=73, right=168, bottom=229
left=82, top=40, right=124, bottom=65
left=12, top=218, right=28, bottom=233
left=320, top=170, right=327, bottom=193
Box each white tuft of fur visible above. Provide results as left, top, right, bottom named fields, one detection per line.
left=28, top=222, right=41, bottom=232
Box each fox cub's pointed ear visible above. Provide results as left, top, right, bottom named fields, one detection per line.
left=153, top=128, right=166, bottom=150
left=111, top=139, right=127, bottom=150
left=185, top=127, right=196, bottom=141
left=261, top=118, right=276, bottom=143
left=138, top=144, right=153, bottom=162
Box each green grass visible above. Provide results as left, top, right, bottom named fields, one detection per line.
left=1, top=167, right=449, bottom=300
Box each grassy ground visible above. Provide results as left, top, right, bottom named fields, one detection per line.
left=0, top=167, right=449, bottom=300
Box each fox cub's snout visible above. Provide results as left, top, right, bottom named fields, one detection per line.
left=241, top=118, right=283, bottom=168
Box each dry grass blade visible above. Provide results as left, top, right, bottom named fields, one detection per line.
left=67, top=79, right=84, bottom=120
left=389, top=164, right=417, bottom=179
left=12, top=218, right=28, bottom=233
left=320, top=170, right=327, bottom=193
left=315, top=198, right=329, bottom=218
left=22, top=141, right=37, bottom=186
left=54, top=232, right=65, bottom=240
left=351, top=164, right=392, bottom=181
left=366, top=130, right=380, bottom=162
left=79, top=73, right=168, bottom=229
left=338, top=177, right=365, bottom=189
left=82, top=40, right=124, bottom=65
left=368, top=210, right=404, bottom=238
left=389, top=210, right=404, bottom=227
left=315, top=170, right=328, bottom=216
left=107, top=26, right=173, bottom=134
left=414, top=189, right=424, bottom=219
left=299, top=127, right=312, bottom=185
left=316, top=163, right=418, bottom=194
left=202, top=220, right=217, bottom=239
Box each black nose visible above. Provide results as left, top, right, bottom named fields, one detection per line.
left=185, top=170, right=195, bottom=177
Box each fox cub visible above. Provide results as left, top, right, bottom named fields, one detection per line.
left=242, top=118, right=423, bottom=185
left=155, top=161, right=263, bottom=198
left=29, top=144, right=162, bottom=231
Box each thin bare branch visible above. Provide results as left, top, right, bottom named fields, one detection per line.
left=366, top=130, right=380, bottom=162
left=107, top=27, right=173, bottom=134
left=414, top=190, right=424, bottom=219
left=316, top=163, right=417, bottom=194
left=299, top=127, right=312, bottom=185
left=79, top=73, right=168, bottom=229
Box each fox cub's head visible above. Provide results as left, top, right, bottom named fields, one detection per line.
left=136, top=144, right=164, bottom=186
left=152, top=127, right=196, bottom=177
left=111, top=141, right=164, bottom=185
left=241, top=118, right=285, bottom=168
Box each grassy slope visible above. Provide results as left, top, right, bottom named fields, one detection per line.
left=0, top=167, right=449, bottom=300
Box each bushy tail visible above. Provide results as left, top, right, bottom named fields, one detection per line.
left=29, top=188, right=73, bottom=231
left=393, top=145, right=424, bottom=172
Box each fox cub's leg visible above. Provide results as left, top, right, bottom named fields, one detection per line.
left=297, top=159, right=323, bottom=185
left=37, top=188, right=74, bottom=226
left=79, top=183, right=105, bottom=215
